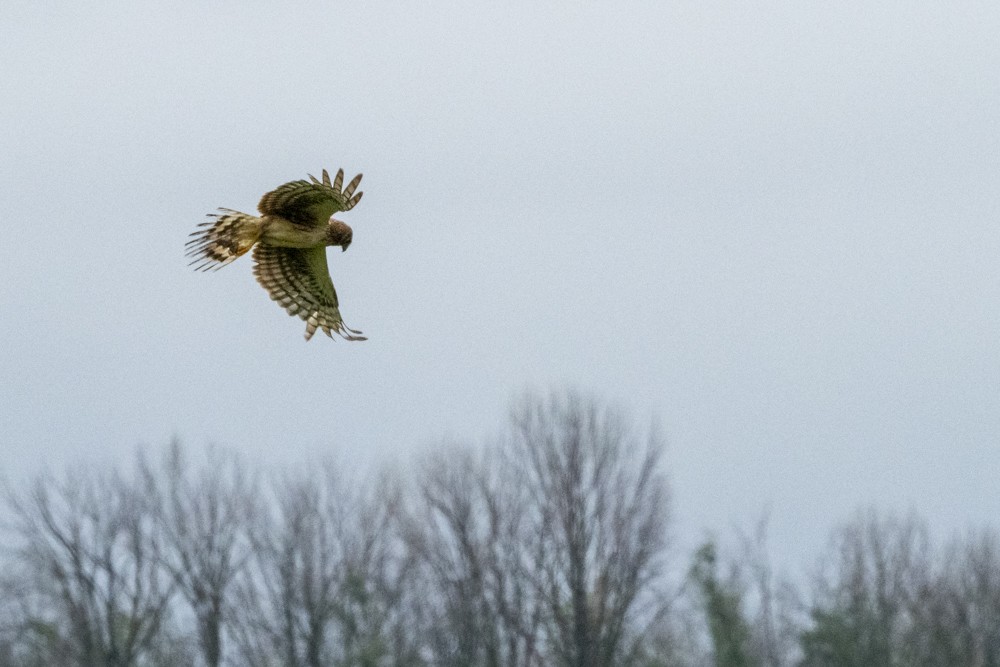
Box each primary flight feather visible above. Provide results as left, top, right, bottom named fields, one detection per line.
left=186, top=168, right=366, bottom=341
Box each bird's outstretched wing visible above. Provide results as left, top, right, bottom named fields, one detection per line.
left=251, top=244, right=366, bottom=341
left=257, top=168, right=363, bottom=229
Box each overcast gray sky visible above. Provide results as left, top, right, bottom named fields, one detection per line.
left=2, top=1, right=999, bottom=569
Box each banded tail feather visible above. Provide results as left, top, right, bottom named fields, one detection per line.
left=185, top=209, right=263, bottom=271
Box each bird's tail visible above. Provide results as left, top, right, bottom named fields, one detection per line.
left=186, top=209, right=263, bottom=271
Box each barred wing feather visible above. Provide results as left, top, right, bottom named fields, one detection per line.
left=257, top=169, right=363, bottom=228
left=251, top=244, right=365, bottom=341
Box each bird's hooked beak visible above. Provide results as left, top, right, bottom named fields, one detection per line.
left=341, top=240, right=351, bottom=252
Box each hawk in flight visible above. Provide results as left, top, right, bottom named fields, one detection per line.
left=186, top=168, right=366, bottom=341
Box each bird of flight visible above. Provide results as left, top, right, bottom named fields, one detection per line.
left=186, top=168, right=366, bottom=341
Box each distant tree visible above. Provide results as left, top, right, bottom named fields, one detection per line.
left=733, top=517, right=801, bottom=667
left=635, top=582, right=718, bottom=667
left=330, top=470, right=422, bottom=666
left=902, top=528, right=1000, bottom=666
left=5, top=468, right=176, bottom=667
left=403, top=444, right=544, bottom=666
left=19, top=392, right=1000, bottom=667
left=949, top=530, right=1000, bottom=665
left=232, top=463, right=418, bottom=667
left=0, top=567, right=76, bottom=667
left=798, top=510, right=930, bottom=667
left=139, top=442, right=255, bottom=667
left=690, top=541, right=757, bottom=667
left=507, top=391, right=669, bottom=667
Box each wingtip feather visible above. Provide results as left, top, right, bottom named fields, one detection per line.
left=343, top=173, right=363, bottom=199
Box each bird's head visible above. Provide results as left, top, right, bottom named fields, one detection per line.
left=328, top=218, right=353, bottom=252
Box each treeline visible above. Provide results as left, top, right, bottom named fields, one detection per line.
left=1, top=391, right=998, bottom=666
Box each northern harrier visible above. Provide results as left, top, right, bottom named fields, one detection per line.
left=186, top=168, right=366, bottom=341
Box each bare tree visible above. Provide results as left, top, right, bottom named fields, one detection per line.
left=799, top=509, right=931, bottom=667
left=331, top=468, right=422, bottom=666
left=903, top=528, right=1000, bottom=667
left=949, top=530, right=1000, bottom=666
left=0, top=562, right=77, bottom=667
left=5, top=467, right=176, bottom=667
left=139, top=442, right=255, bottom=667
left=507, top=390, right=669, bottom=667
left=232, top=462, right=417, bottom=667
left=403, top=444, right=544, bottom=666
left=633, top=586, right=710, bottom=667
left=734, top=517, right=801, bottom=667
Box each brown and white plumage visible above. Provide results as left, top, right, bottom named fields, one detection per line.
left=186, top=168, right=366, bottom=341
